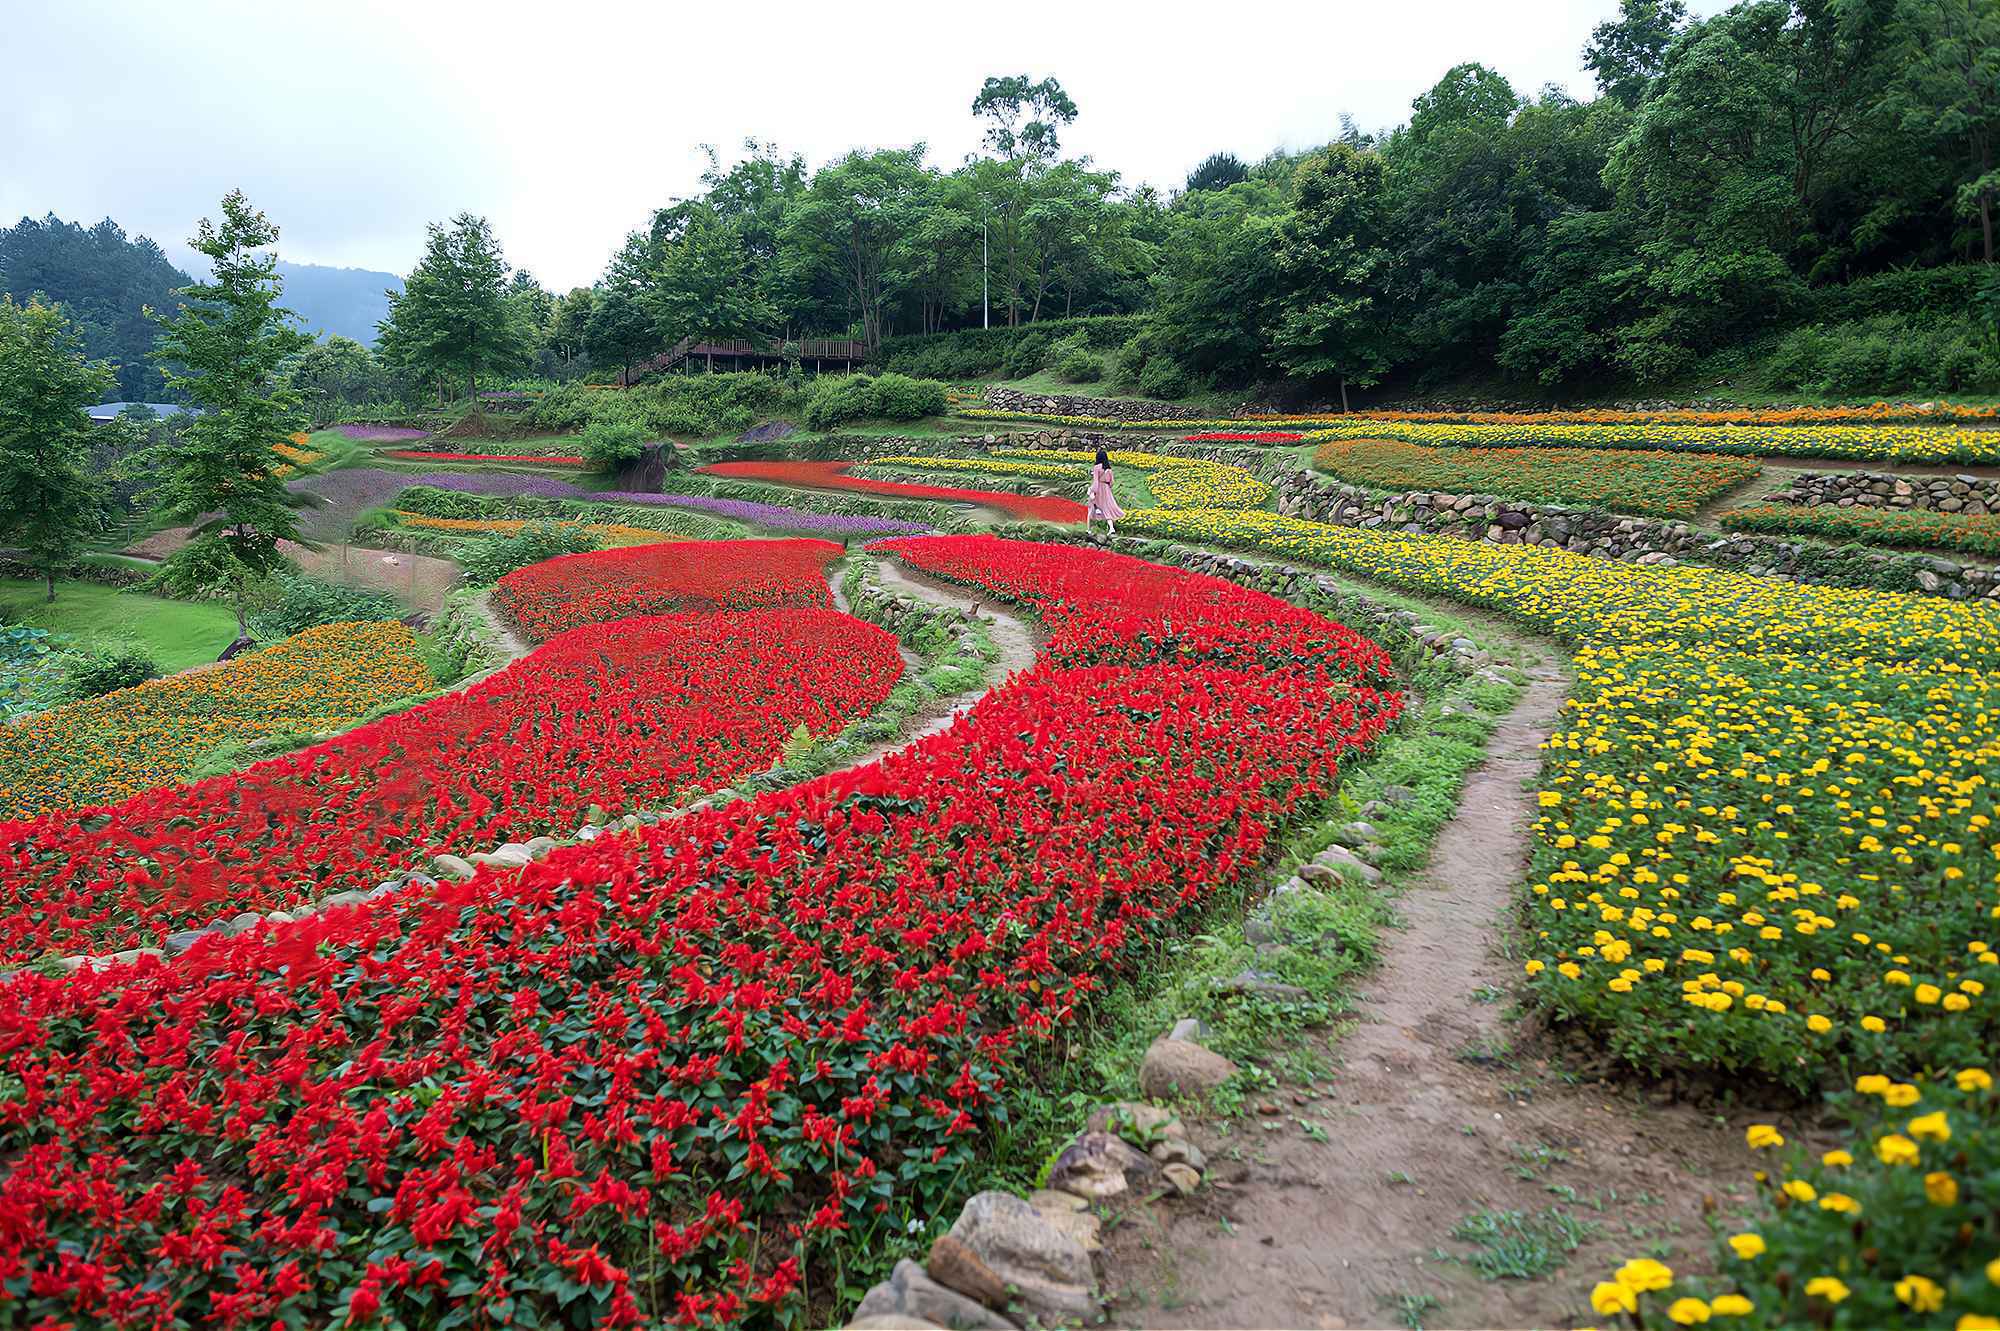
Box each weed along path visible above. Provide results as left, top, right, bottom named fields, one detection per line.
left=1104, top=618, right=1767, bottom=1331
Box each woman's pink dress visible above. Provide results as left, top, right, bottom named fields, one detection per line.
left=1088, top=464, right=1124, bottom=521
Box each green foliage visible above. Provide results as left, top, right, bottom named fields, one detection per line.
left=578, top=416, right=647, bottom=472
left=55, top=641, right=158, bottom=701
left=0, top=213, right=189, bottom=401
left=0, top=296, right=113, bottom=596
left=246, top=573, right=403, bottom=641
left=377, top=213, right=529, bottom=400
left=142, top=191, right=310, bottom=637
left=458, top=521, right=597, bottom=586
left=881, top=315, right=1144, bottom=379
left=1763, top=312, right=2000, bottom=396
left=799, top=373, right=947, bottom=429
left=1138, top=354, right=1193, bottom=400
left=1054, top=349, right=1102, bottom=383
left=282, top=335, right=403, bottom=423
left=1270, top=143, right=1397, bottom=403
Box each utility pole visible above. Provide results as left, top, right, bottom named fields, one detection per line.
left=982, top=213, right=990, bottom=330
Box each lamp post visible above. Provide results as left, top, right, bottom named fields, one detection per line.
left=982, top=212, right=989, bottom=330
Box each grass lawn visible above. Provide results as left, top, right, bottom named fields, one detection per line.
left=0, top=579, right=239, bottom=672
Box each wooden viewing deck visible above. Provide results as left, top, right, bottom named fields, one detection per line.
left=629, top=336, right=870, bottom=382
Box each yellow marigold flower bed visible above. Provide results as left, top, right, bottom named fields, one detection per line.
left=272, top=433, right=325, bottom=479
left=1591, top=1069, right=2000, bottom=1329
left=0, top=620, right=432, bottom=818
left=997, top=447, right=1273, bottom=510
left=871, top=455, right=1082, bottom=482
left=1118, top=505, right=2000, bottom=1086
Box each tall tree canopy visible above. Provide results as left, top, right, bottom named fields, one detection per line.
left=376, top=214, right=528, bottom=401
left=144, top=190, right=310, bottom=639
left=0, top=297, right=112, bottom=599
left=0, top=215, right=189, bottom=401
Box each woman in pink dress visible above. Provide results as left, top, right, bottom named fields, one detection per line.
left=1087, top=448, right=1124, bottom=535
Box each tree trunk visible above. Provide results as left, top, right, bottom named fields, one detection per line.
left=1981, top=137, right=1995, bottom=264
left=45, top=567, right=56, bottom=603
left=234, top=575, right=247, bottom=639
left=1340, top=377, right=1351, bottom=413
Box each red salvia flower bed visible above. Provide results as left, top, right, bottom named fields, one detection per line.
left=0, top=537, right=1399, bottom=1330
left=699, top=459, right=1088, bottom=523
left=1184, top=431, right=1304, bottom=442
left=493, top=538, right=844, bottom=641
left=0, top=608, right=901, bottom=961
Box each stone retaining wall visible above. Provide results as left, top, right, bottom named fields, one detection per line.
left=1267, top=470, right=2000, bottom=600
left=1766, top=470, right=2000, bottom=513
left=985, top=386, right=1197, bottom=423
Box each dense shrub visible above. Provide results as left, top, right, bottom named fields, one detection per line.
left=1001, top=330, right=1052, bottom=379
left=870, top=371, right=948, bottom=419
left=55, top=643, right=160, bottom=700
left=1763, top=313, right=2000, bottom=397
left=530, top=373, right=793, bottom=437
left=1811, top=264, right=1993, bottom=323
left=459, top=521, right=599, bottom=586
left=579, top=417, right=648, bottom=472
left=800, top=373, right=948, bottom=429
left=1139, top=353, right=1193, bottom=400
left=880, top=315, right=1146, bottom=378
left=247, top=575, right=405, bottom=641
left=1056, top=350, right=1104, bottom=383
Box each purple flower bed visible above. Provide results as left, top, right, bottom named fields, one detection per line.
left=334, top=424, right=431, bottom=442
left=590, top=490, right=933, bottom=536
left=405, top=472, right=585, bottom=499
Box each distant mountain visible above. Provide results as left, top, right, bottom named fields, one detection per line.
left=167, top=243, right=403, bottom=346
left=273, top=260, right=402, bottom=346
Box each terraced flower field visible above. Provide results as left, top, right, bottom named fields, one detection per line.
left=1312, top=438, right=1761, bottom=518
left=0, top=537, right=1400, bottom=1329
left=1719, top=502, right=2000, bottom=557
left=699, top=459, right=1086, bottom=522
left=1117, top=506, right=2000, bottom=1086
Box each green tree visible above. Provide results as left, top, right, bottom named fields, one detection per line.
left=0, top=215, right=190, bottom=401
left=547, top=287, right=595, bottom=376
left=1270, top=144, right=1398, bottom=411
left=144, top=190, right=309, bottom=639
left=1883, top=0, right=2000, bottom=262
left=646, top=202, right=772, bottom=349
left=1584, top=0, right=1691, bottom=106
left=587, top=232, right=663, bottom=384
left=782, top=148, right=933, bottom=354
left=1184, top=152, right=1250, bottom=194
left=971, top=75, right=1078, bottom=162
left=0, top=296, right=112, bottom=599
left=282, top=334, right=394, bottom=422
left=377, top=213, right=527, bottom=402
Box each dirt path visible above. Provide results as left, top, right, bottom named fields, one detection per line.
left=1105, top=630, right=1771, bottom=1331
left=124, top=529, right=462, bottom=613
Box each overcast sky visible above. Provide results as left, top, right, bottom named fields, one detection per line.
left=5, top=0, right=1719, bottom=291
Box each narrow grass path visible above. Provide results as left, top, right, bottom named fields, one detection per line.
left=1103, top=604, right=1771, bottom=1331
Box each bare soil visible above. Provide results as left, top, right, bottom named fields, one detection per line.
left=124, top=528, right=462, bottom=612
left=1103, top=644, right=1789, bottom=1331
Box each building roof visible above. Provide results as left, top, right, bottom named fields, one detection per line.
left=87, top=402, right=198, bottom=422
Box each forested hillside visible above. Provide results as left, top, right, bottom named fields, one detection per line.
left=0, top=215, right=189, bottom=401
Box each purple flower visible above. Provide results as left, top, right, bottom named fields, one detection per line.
left=334, top=424, right=432, bottom=442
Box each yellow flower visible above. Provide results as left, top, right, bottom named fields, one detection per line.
left=1945, top=992, right=1972, bottom=1011
left=1591, top=1281, right=1637, bottom=1317
left=1804, top=1276, right=1849, bottom=1303
left=1895, top=1274, right=1944, bottom=1313
left=1744, top=1124, right=1783, bottom=1149
left=1559, top=962, right=1582, bottom=980
left=1916, top=983, right=1942, bottom=1004
left=1806, top=1014, right=1832, bottom=1033
left=1615, top=1257, right=1674, bottom=1293
left=1876, top=1133, right=1921, bottom=1165
left=1861, top=1015, right=1888, bottom=1033
left=1817, top=1192, right=1860, bottom=1214
left=1988, top=1254, right=2000, bottom=1285
left=1956, top=1316, right=2000, bottom=1330
left=1667, top=1297, right=1711, bottom=1325
left=1781, top=1179, right=1817, bottom=1203
left=1856, top=1074, right=1892, bottom=1095
left=1710, top=1294, right=1753, bottom=1317
left=1822, top=1149, right=1853, bottom=1167
left=1924, top=1171, right=1959, bottom=1205
left=1957, top=1068, right=1993, bottom=1092
left=1524, top=959, right=1545, bottom=976
left=1909, top=1110, right=1951, bottom=1142
left=1726, top=1233, right=1766, bottom=1260
left=1885, top=1082, right=1922, bottom=1107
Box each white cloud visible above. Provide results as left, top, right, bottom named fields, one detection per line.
left=1, top=0, right=1721, bottom=290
